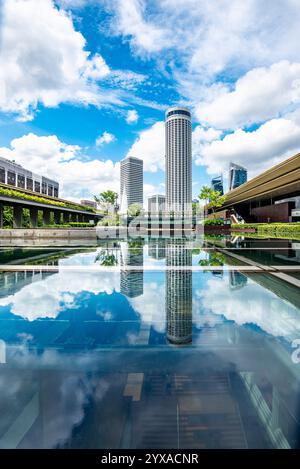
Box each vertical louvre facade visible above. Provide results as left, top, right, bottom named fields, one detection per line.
left=120, top=156, right=143, bottom=212
left=165, top=107, right=192, bottom=213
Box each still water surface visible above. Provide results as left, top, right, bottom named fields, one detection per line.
left=0, top=236, right=299, bottom=449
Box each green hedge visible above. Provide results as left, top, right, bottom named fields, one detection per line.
left=43, top=222, right=93, bottom=229
left=0, top=186, right=95, bottom=213
left=231, top=222, right=300, bottom=235
left=204, top=218, right=224, bottom=226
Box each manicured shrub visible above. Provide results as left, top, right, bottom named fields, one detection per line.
left=231, top=222, right=300, bottom=236
left=0, top=185, right=95, bottom=213
left=204, top=218, right=224, bottom=226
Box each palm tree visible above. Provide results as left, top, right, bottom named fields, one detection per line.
left=94, top=190, right=118, bottom=214
left=199, top=186, right=227, bottom=216
left=198, top=185, right=212, bottom=217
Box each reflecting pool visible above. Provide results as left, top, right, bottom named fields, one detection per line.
left=0, top=236, right=300, bottom=449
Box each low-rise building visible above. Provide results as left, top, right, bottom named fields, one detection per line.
left=0, top=156, right=59, bottom=198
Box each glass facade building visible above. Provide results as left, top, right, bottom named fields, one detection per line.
left=0, top=156, right=59, bottom=198
left=211, top=175, right=224, bottom=195
left=229, top=162, right=247, bottom=190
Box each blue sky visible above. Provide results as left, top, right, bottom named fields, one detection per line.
left=1, top=0, right=300, bottom=202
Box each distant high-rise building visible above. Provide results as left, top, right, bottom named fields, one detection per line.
left=148, top=194, right=165, bottom=213
left=229, top=162, right=247, bottom=190
left=211, top=175, right=224, bottom=195
left=120, top=156, right=143, bottom=213
left=80, top=199, right=97, bottom=209
left=165, top=107, right=192, bottom=212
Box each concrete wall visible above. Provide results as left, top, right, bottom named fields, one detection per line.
left=0, top=228, right=97, bottom=239
left=250, top=202, right=292, bottom=223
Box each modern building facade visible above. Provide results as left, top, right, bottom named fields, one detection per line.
left=0, top=156, right=59, bottom=197
left=148, top=194, right=165, bottom=213
left=215, top=152, right=300, bottom=223
left=165, top=107, right=192, bottom=213
left=211, top=175, right=224, bottom=195
left=229, top=162, right=247, bottom=190
left=120, top=156, right=143, bottom=213
left=80, top=199, right=97, bottom=209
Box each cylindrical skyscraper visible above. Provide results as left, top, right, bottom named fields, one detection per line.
left=165, top=106, right=192, bottom=213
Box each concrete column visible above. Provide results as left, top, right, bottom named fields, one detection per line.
left=53, top=211, right=61, bottom=225
left=30, top=208, right=38, bottom=228
left=63, top=212, right=70, bottom=224
left=43, top=209, right=51, bottom=226
left=0, top=204, right=3, bottom=229
left=13, top=205, right=23, bottom=228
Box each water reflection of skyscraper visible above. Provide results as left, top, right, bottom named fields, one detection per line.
left=120, top=241, right=144, bottom=298
left=229, top=271, right=248, bottom=289
left=166, top=240, right=192, bottom=345
left=148, top=239, right=166, bottom=260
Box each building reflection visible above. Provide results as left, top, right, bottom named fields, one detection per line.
left=229, top=271, right=248, bottom=289
left=120, top=240, right=144, bottom=298
left=165, top=240, right=192, bottom=345
left=148, top=238, right=166, bottom=260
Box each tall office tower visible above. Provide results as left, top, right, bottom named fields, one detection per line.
left=165, top=240, right=192, bottom=345
left=229, top=162, right=247, bottom=190
left=120, top=156, right=143, bottom=213
left=148, top=194, right=166, bottom=213
left=211, top=175, right=224, bottom=195
left=120, top=241, right=144, bottom=298
left=165, top=107, right=192, bottom=213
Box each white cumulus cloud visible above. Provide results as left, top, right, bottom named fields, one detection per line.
left=126, top=121, right=165, bottom=172
left=0, top=0, right=124, bottom=121
left=96, top=131, right=116, bottom=146
left=195, top=118, right=300, bottom=177
left=126, top=109, right=139, bottom=124
left=0, top=133, right=120, bottom=200
left=196, top=61, right=300, bottom=129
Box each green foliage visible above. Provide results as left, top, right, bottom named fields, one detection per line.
left=95, top=249, right=118, bottom=266
left=37, top=210, right=43, bottom=227
left=199, top=251, right=225, bottom=267
left=98, top=214, right=120, bottom=226
left=127, top=203, right=143, bottom=217
left=207, top=191, right=227, bottom=212
left=231, top=222, right=300, bottom=236
left=3, top=206, right=13, bottom=228
left=192, top=202, right=200, bottom=216
left=22, top=208, right=31, bottom=228
left=42, top=222, right=92, bottom=228
left=94, top=190, right=118, bottom=213
left=198, top=186, right=226, bottom=213
left=198, top=185, right=212, bottom=202
left=204, top=218, right=224, bottom=226
left=0, top=185, right=95, bottom=212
